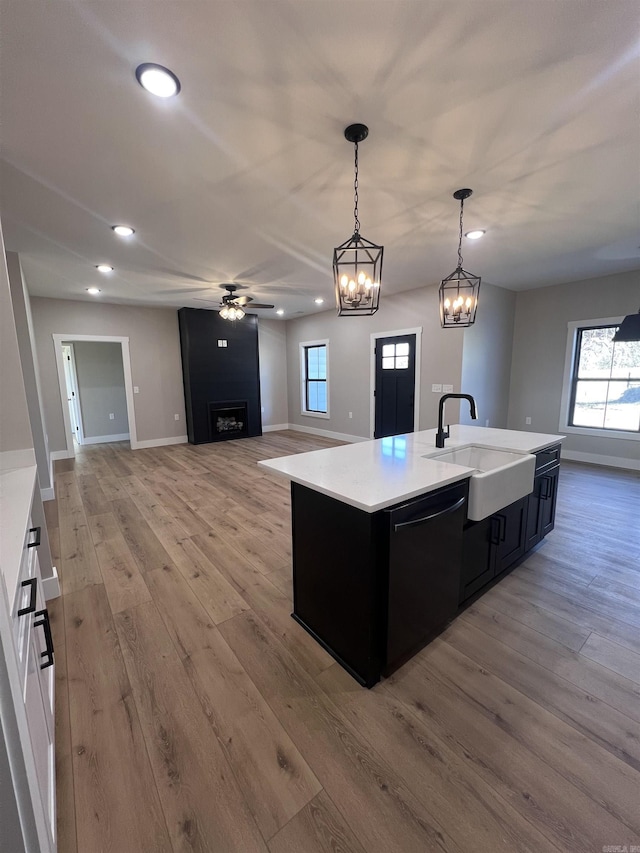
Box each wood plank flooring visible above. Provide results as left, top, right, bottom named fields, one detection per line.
left=47, top=433, right=640, bottom=852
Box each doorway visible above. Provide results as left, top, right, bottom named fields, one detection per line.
left=61, top=343, right=84, bottom=445
left=53, top=334, right=138, bottom=455
left=371, top=327, right=422, bottom=439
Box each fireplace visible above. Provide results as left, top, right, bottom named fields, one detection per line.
left=209, top=401, right=249, bottom=440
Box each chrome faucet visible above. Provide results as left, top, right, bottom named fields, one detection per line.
left=436, top=394, right=477, bottom=448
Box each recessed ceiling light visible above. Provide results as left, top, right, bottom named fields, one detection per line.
left=96, top=264, right=114, bottom=273
left=135, top=63, right=181, bottom=98
left=314, top=298, right=324, bottom=305
left=465, top=229, right=486, bottom=240
left=112, top=225, right=135, bottom=237
left=86, top=287, right=101, bottom=295
left=276, top=309, right=285, bottom=316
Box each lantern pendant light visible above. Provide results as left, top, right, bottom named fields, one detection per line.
left=439, top=188, right=481, bottom=328
left=333, top=124, right=383, bottom=316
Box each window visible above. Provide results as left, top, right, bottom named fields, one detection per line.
left=381, top=341, right=410, bottom=370
left=300, top=340, right=329, bottom=417
left=561, top=319, right=640, bottom=437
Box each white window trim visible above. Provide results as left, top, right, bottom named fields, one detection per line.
left=300, top=339, right=330, bottom=419
left=559, top=316, right=639, bottom=441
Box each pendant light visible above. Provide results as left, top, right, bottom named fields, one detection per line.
left=333, top=124, right=383, bottom=316
left=439, top=189, right=481, bottom=328
left=612, top=308, right=640, bottom=342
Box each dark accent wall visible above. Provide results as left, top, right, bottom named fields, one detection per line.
left=178, top=308, right=262, bottom=444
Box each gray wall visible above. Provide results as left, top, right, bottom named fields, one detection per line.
left=258, top=319, right=289, bottom=427
left=30, top=298, right=187, bottom=451
left=69, top=342, right=129, bottom=439
left=460, top=282, right=517, bottom=428
left=0, top=225, right=33, bottom=464
left=285, top=284, right=465, bottom=438
left=508, top=270, right=640, bottom=462
left=5, top=253, right=51, bottom=488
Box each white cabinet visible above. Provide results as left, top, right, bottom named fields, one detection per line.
left=0, top=466, right=56, bottom=853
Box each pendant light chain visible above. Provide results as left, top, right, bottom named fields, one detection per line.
left=353, top=140, right=360, bottom=235
left=457, top=196, right=464, bottom=269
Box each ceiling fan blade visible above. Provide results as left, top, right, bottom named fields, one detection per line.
left=247, top=303, right=275, bottom=309
left=233, top=295, right=254, bottom=305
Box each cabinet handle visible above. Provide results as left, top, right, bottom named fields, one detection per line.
left=18, top=577, right=38, bottom=617
left=393, top=495, right=466, bottom=532
left=33, top=609, right=54, bottom=669
left=540, top=476, right=551, bottom=500
left=27, top=527, right=41, bottom=548
left=490, top=516, right=501, bottom=545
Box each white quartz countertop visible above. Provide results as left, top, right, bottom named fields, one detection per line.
left=258, top=426, right=564, bottom=513
left=0, top=465, right=36, bottom=602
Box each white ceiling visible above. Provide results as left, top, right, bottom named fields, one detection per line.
left=1, top=1, right=639, bottom=319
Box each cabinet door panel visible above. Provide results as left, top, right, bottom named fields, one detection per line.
left=540, top=467, right=560, bottom=537
left=459, top=517, right=495, bottom=604
left=494, top=496, right=528, bottom=575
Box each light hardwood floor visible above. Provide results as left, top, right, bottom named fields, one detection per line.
left=45, top=433, right=640, bottom=852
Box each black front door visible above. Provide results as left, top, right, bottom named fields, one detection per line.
left=374, top=334, right=416, bottom=438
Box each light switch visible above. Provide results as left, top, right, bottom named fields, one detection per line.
left=443, top=384, right=454, bottom=393
left=174, top=414, right=180, bottom=421
left=432, top=383, right=442, bottom=393
left=217, top=339, right=228, bottom=347
left=133, top=386, right=139, bottom=394
left=525, top=416, right=532, bottom=425
left=109, top=413, right=115, bottom=420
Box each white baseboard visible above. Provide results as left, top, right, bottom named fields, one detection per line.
left=131, top=435, right=188, bottom=450
left=42, top=566, right=61, bottom=600
left=82, top=432, right=130, bottom=445
left=41, top=485, right=55, bottom=502
left=50, top=449, right=73, bottom=461
left=562, top=449, right=639, bottom=471
left=0, top=448, right=36, bottom=470
left=263, top=423, right=290, bottom=432
left=288, top=423, right=368, bottom=443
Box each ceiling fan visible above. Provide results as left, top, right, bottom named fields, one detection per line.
left=195, top=284, right=275, bottom=319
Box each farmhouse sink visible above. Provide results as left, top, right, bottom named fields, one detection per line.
left=424, top=445, right=536, bottom=521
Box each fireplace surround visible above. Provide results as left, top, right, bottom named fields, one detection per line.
left=178, top=308, right=262, bottom=444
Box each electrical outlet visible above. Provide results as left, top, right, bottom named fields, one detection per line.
left=443, top=384, right=454, bottom=393
left=133, top=386, right=139, bottom=394
left=525, top=416, right=532, bottom=425
left=432, top=383, right=442, bottom=393
left=174, top=414, right=180, bottom=421
left=348, top=411, right=353, bottom=418
left=485, top=419, right=490, bottom=427
left=109, top=413, right=115, bottom=420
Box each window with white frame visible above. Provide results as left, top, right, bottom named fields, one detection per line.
left=561, top=319, right=640, bottom=437
left=300, top=340, right=329, bottom=417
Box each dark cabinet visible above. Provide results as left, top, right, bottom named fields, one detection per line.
left=525, top=445, right=561, bottom=549
left=459, top=495, right=528, bottom=603
left=460, top=443, right=561, bottom=606
left=291, top=480, right=468, bottom=687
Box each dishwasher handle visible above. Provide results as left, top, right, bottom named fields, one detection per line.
left=392, top=495, right=466, bottom=532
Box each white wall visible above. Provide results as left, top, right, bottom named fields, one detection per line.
left=5, top=253, right=51, bottom=489
left=69, top=342, right=129, bottom=439
left=508, top=270, right=639, bottom=465
left=0, top=229, right=33, bottom=468
left=258, top=319, right=289, bottom=427
left=460, top=282, right=517, bottom=428
left=285, top=284, right=467, bottom=439
left=31, top=298, right=187, bottom=452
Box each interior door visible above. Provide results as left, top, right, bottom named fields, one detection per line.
left=62, top=344, right=83, bottom=444
left=374, top=334, right=416, bottom=438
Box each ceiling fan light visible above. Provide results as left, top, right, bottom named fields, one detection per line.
left=219, top=305, right=230, bottom=320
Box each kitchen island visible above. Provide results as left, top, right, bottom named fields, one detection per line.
left=259, top=426, right=564, bottom=686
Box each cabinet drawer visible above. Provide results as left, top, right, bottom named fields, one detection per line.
left=535, top=444, right=561, bottom=473
left=12, top=520, right=40, bottom=694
